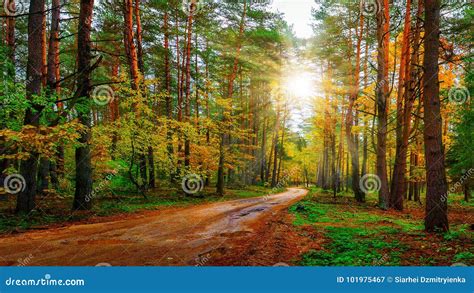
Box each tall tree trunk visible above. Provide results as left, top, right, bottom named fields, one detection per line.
left=423, top=0, right=448, bottom=232
left=42, top=0, right=62, bottom=192
left=37, top=8, right=49, bottom=194
left=41, top=11, right=47, bottom=87
left=375, top=0, right=390, bottom=209
left=73, top=0, right=95, bottom=210
left=361, top=127, right=368, bottom=177
left=47, top=0, right=61, bottom=95
left=271, top=105, right=281, bottom=188
left=122, top=0, right=140, bottom=91
left=390, top=0, right=412, bottom=210
left=16, top=0, right=45, bottom=214
left=135, top=0, right=151, bottom=187
left=463, top=182, right=470, bottom=202
left=163, top=11, right=175, bottom=182
left=260, top=112, right=268, bottom=183
left=5, top=0, right=15, bottom=63
left=122, top=0, right=146, bottom=189
left=216, top=2, right=247, bottom=195
left=134, top=0, right=143, bottom=74
left=408, top=152, right=414, bottom=201
left=184, top=5, right=193, bottom=169
left=0, top=0, right=16, bottom=186
left=204, top=48, right=211, bottom=186
left=277, top=107, right=287, bottom=183
left=346, top=11, right=365, bottom=202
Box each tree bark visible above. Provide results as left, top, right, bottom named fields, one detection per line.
left=122, top=0, right=140, bottom=91
left=422, top=0, right=449, bottom=232
left=184, top=5, right=194, bottom=169
left=216, top=2, right=247, bottom=195
left=16, top=0, right=45, bottom=213
left=271, top=105, right=281, bottom=188
left=5, top=0, right=15, bottom=63
left=390, top=0, right=412, bottom=210
left=73, top=0, right=95, bottom=210
left=375, top=0, right=390, bottom=209
left=163, top=11, right=174, bottom=182
left=346, top=11, right=365, bottom=202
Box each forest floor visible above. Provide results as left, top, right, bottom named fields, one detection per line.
left=0, top=188, right=306, bottom=266
left=0, top=187, right=472, bottom=266
left=209, top=187, right=473, bottom=266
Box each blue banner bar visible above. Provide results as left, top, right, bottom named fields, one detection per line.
left=0, top=267, right=472, bottom=292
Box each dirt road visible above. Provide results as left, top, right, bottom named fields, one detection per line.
left=0, top=188, right=307, bottom=266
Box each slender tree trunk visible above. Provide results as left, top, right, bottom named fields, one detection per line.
left=390, top=0, right=412, bottom=210
left=0, top=0, right=16, bottom=185
left=134, top=0, right=151, bottom=187
left=423, top=0, right=448, bottom=232
left=346, top=12, right=365, bottom=202
left=163, top=11, right=175, bottom=183
left=216, top=2, right=247, bottom=195
left=260, top=113, right=268, bottom=183
left=16, top=0, right=45, bottom=213
left=271, top=105, right=281, bottom=188
left=204, top=49, right=211, bottom=187
left=44, top=0, right=62, bottom=191
left=134, top=0, right=143, bottom=73
left=195, top=33, right=200, bottom=126
left=41, top=11, right=47, bottom=87
left=408, top=152, right=414, bottom=201
left=361, top=128, right=368, bottom=177
left=375, top=0, right=390, bottom=209
left=5, top=0, right=15, bottom=63
left=463, top=182, right=470, bottom=202
left=122, top=0, right=140, bottom=92
left=184, top=6, right=193, bottom=169
left=73, top=0, right=95, bottom=210
left=277, top=105, right=287, bottom=183
left=37, top=8, right=49, bottom=194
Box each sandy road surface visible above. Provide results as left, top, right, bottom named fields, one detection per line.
left=0, top=188, right=307, bottom=266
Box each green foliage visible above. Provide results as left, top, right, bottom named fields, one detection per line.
left=443, top=224, right=471, bottom=241
left=447, top=102, right=474, bottom=179
left=453, top=252, right=474, bottom=263
left=300, top=227, right=405, bottom=266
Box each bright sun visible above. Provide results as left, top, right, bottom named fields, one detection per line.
left=283, top=71, right=315, bottom=99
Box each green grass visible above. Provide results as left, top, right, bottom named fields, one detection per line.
left=289, top=188, right=473, bottom=266
left=289, top=198, right=410, bottom=266
left=300, top=226, right=406, bottom=266
left=443, top=224, right=471, bottom=241
left=289, top=201, right=332, bottom=225
left=453, top=252, right=474, bottom=263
